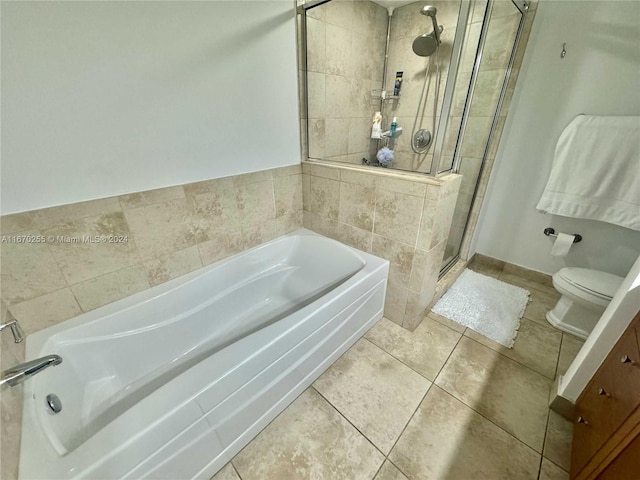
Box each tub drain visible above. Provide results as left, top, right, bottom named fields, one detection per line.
left=46, top=394, right=62, bottom=414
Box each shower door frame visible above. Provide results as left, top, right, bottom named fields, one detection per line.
left=423, top=0, right=473, bottom=175
left=439, top=0, right=529, bottom=276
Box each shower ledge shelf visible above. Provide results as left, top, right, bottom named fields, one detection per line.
left=381, top=127, right=403, bottom=138
left=370, top=91, right=400, bottom=101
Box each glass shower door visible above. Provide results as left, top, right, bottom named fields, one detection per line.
left=439, top=0, right=527, bottom=271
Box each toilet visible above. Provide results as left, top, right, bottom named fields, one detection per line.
left=547, top=267, right=624, bottom=339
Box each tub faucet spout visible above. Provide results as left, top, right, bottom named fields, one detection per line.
left=1, top=355, right=63, bottom=388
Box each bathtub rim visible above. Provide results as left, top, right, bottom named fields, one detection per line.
left=24, top=228, right=367, bottom=358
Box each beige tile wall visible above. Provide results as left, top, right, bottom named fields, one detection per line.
left=303, top=0, right=465, bottom=173
left=0, top=164, right=302, bottom=480
left=382, top=0, right=462, bottom=173
left=1, top=165, right=302, bottom=336
left=302, top=160, right=461, bottom=331
left=305, top=0, right=388, bottom=164
left=1, top=303, right=24, bottom=480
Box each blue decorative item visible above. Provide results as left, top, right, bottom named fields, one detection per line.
left=376, top=147, right=394, bottom=167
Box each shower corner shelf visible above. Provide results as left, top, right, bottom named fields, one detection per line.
left=370, top=90, right=400, bottom=101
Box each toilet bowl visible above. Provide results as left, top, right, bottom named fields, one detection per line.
left=547, top=267, right=624, bottom=339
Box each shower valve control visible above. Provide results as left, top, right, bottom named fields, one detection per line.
left=413, top=129, right=432, bottom=150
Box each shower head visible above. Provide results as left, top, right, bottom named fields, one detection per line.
left=412, top=32, right=439, bottom=57
left=412, top=4, right=443, bottom=57
left=420, top=5, right=437, bottom=17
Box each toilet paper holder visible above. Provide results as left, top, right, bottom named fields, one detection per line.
left=543, top=227, right=582, bottom=243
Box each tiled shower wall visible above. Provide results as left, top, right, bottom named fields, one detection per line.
left=304, top=0, right=464, bottom=172
left=382, top=0, right=461, bottom=172
left=302, top=161, right=461, bottom=331
left=305, top=0, right=388, bottom=163
left=0, top=165, right=302, bottom=480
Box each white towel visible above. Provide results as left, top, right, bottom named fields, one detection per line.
left=536, top=115, right=640, bottom=231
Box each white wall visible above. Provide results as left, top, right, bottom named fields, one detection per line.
left=1, top=1, right=300, bottom=214
left=473, top=0, right=640, bottom=277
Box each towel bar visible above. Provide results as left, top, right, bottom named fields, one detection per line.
left=543, top=227, right=582, bottom=243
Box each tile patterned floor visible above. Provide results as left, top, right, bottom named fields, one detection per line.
left=213, top=268, right=585, bottom=480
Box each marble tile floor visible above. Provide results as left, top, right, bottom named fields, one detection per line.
left=213, top=270, right=584, bottom=480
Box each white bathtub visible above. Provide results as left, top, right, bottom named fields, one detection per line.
left=18, top=229, right=388, bottom=479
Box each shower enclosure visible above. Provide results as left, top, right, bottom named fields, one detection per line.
left=303, top=0, right=529, bottom=274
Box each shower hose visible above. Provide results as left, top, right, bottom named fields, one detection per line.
left=411, top=47, right=441, bottom=155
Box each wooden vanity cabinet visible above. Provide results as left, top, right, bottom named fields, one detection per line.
left=596, top=435, right=640, bottom=480
left=570, top=310, right=640, bottom=480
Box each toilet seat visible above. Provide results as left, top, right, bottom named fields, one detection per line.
left=558, top=268, right=623, bottom=299
left=548, top=267, right=624, bottom=339
left=554, top=268, right=624, bottom=307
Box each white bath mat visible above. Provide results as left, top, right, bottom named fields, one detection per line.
left=432, top=269, right=530, bottom=348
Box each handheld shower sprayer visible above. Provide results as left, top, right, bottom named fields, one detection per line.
left=420, top=5, right=441, bottom=44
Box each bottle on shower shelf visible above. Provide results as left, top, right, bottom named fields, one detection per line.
left=393, top=72, right=403, bottom=96
left=390, top=117, right=398, bottom=137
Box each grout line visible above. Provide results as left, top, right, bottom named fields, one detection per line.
left=413, top=191, right=427, bottom=251
left=365, top=316, right=462, bottom=380
left=310, top=385, right=387, bottom=459
left=436, top=384, right=545, bottom=455
left=498, top=272, right=558, bottom=297
left=432, top=328, right=465, bottom=386
left=230, top=461, right=243, bottom=480
left=383, top=383, right=435, bottom=476
left=386, top=457, right=410, bottom=479
left=434, top=373, right=547, bottom=456
left=363, top=335, right=435, bottom=383
left=537, top=406, right=553, bottom=480
left=269, top=178, right=277, bottom=228
left=431, top=328, right=554, bottom=456
left=522, top=311, right=558, bottom=330
left=461, top=329, right=560, bottom=381
left=542, top=456, right=570, bottom=475
left=195, top=241, right=206, bottom=268
left=310, top=334, right=439, bottom=477
left=117, top=187, right=187, bottom=212
left=5, top=286, right=81, bottom=340
left=225, top=385, right=315, bottom=474
left=32, top=200, right=123, bottom=231
left=459, top=333, right=558, bottom=392
left=371, top=180, right=378, bottom=245
left=426, top=311, right=467, bottom=335
left=369, top=457, right=387, bottom=480
left=39, top=228, right=74, bottom=291
left=554, top=333, right=566, bottom=381
left=380, top=330, right=467, bottom=478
